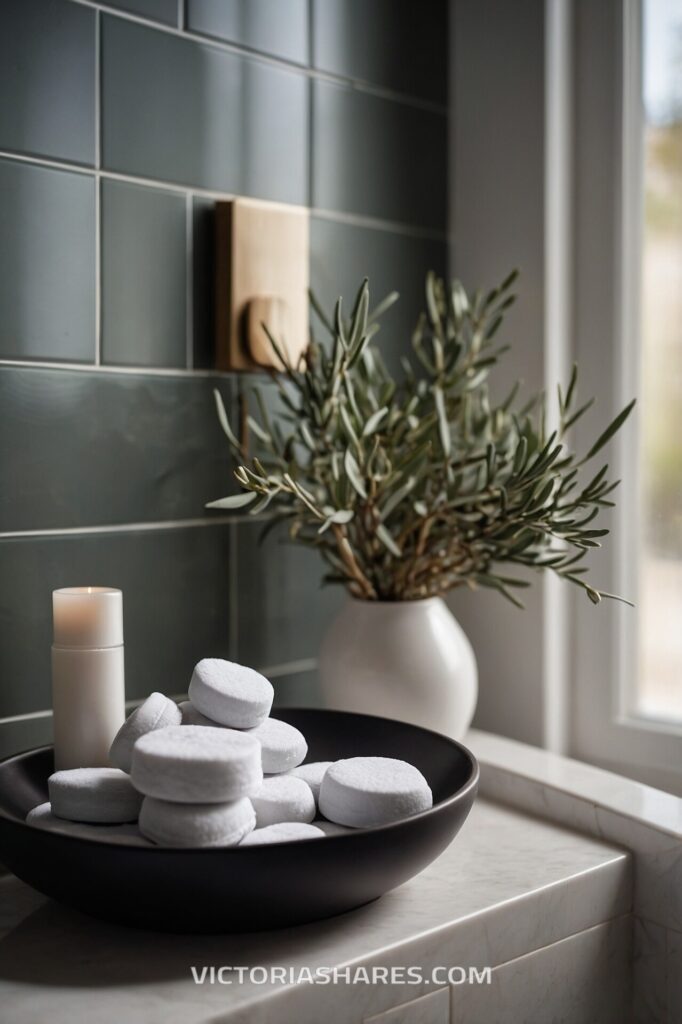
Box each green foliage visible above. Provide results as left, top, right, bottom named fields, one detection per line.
left=208, top=273, right=635, bottom=605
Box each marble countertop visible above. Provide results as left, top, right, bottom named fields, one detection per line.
left=0, top=798, right=631, bottom=1024
left=468, top=729, right=682, bottom=839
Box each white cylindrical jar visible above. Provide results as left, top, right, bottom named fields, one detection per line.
left=52, top=587, right=126, bottom=770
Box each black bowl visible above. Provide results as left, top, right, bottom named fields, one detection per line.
left=0, top=708, right=478, bottom=933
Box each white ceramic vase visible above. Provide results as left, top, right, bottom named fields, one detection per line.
left=319, top=597, right=478, bottom=739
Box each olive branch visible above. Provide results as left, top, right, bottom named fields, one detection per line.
left=208, top=272, right=635, bottom=606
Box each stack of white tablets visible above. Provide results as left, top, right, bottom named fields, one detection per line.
left=184, top=659, right=317, bottom=839
left=26, top=659, right=434, bottom=848
left=133, top=726, right=261, bottom=847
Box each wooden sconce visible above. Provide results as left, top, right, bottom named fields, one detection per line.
left=214, top=198, right=309, bottom=372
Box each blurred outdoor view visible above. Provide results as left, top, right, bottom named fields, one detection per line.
left=637, top=0, right=682, bottom=720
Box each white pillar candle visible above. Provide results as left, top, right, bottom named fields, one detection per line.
left=51, top=587, right=126, bottom=771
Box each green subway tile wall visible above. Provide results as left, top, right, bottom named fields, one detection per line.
left=0, top=0, right=448, bottom=755
left=309, top=217, right=447, bottom=374
left=0, top=159, right=96, bottom=362
left=0, top=370, right=233, bottom=532
left=0, top=0, right=95, bottom=165
left=101, top=15, right=309, bottom=200
left=312, top=0, right=447, bottom=103
left=103, top=0, right=178, bottom=24
left=312, top=80, right=446, bottom=228
left=186, top=0, right=310, bottom=64
left=101, top=180, right=188, bottom=368
left=0, top=525, right=234, bottom=717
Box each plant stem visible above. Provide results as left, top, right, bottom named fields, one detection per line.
left=331, top=524, right=377, bottom=600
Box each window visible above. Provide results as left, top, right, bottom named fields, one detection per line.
left=635, top=0, right=682, bottom=723
left=572, top=0, right=682, bottom=794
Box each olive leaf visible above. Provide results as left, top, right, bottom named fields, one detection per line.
left=207, top=272, right=635, bottom=605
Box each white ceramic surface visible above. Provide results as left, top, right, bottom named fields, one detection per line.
left=468, top=729, right=682, bottom=930
left=319, top=598, right=478, bottom=739
left=0, top=798, right=629, bottom=1024
left=468, top=729, right=682, bottom=839
left=467, top=728, right=682, bottom=1022
left=451, top=917, right=632, bottom=1024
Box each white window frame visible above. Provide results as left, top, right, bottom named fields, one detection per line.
left=571, top=0, right=682, bottom=794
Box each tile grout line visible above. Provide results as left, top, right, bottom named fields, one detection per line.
left=94, top=180, right=102, bottom=364
left=94, top=8, right=102, bottom=170
left=0, top=356, right=235, bottom=380
left=94, top=9, right=102, bottom=365
left=185, top=192, right=194, bottom=370
left=0, top=514, right=271, bottom=540
left=69, top=0, right=448, bottom=116
left=259, top=658, right=318, bottom=678
left=0, top=710, right=53, bottom=726
left=0, top=660, right=319, bottom=728
left=0, top=148, right=448, bottom=242
left=312, top=206, right=449, bottom=243
left=307, top=0, right=315, bottom=207
left=95, top=178, right=102, bottom=365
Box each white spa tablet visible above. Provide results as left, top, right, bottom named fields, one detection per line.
left=139, top=795, right=255, bottom=848
left=48, top=767, right=142, bottom=823
left=240, top=822, right=325, bottom=846
left=319, top=757, right=433, bottom=828
left=288, top=761, right=332, bottom=804
left=188, top=659, right=273, bottom=729
left=27, top=802, right=151, bottom=846
left=130, top=725, right=262, bottom=803
left=250, top=775, right=316, bottom=828
left=109, top=692, right=181, bottom=773
left=178, top=700, right=220, bottom=728
left=250, top=718, right=308, bottom=774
